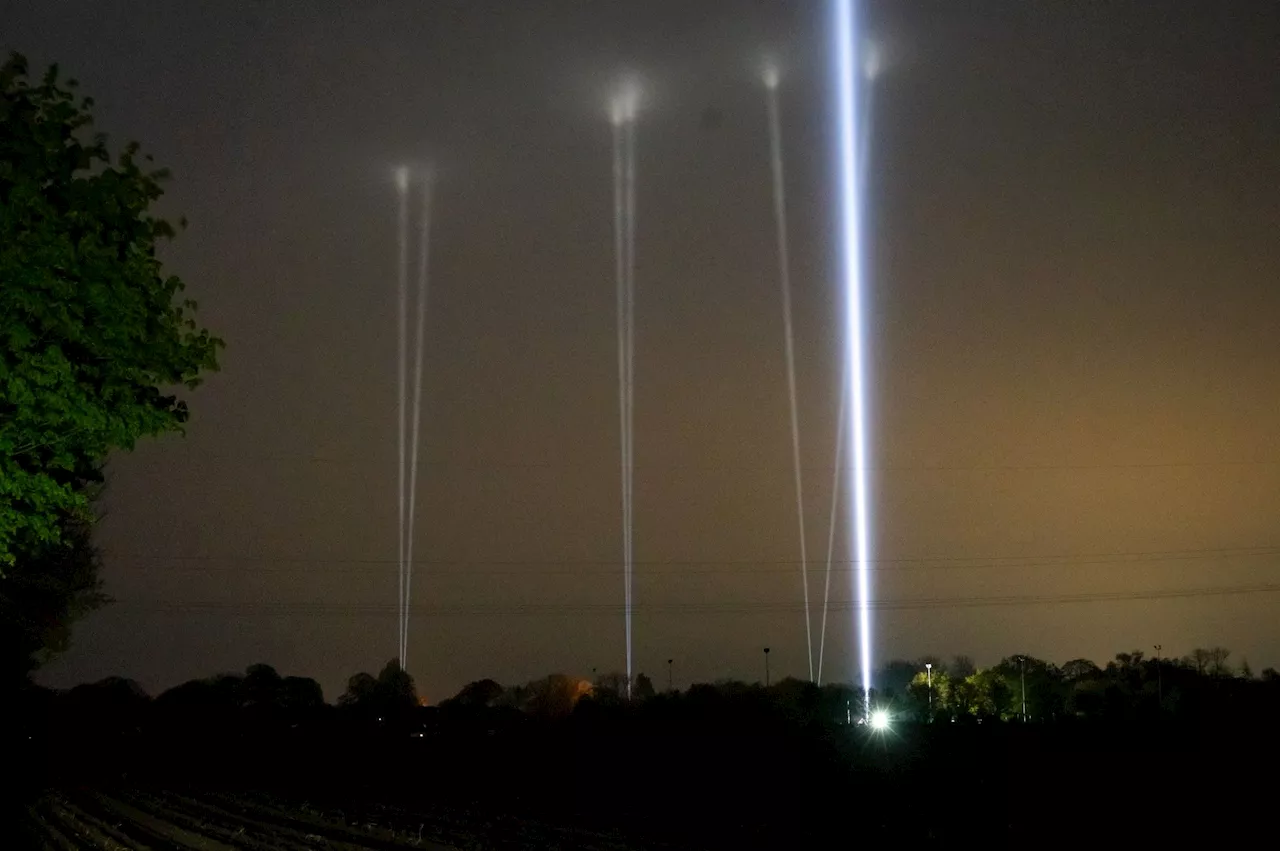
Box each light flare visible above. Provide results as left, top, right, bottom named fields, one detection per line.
left=870, top=709, right=890, bottom=731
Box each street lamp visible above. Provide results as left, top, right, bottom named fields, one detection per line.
left=925, top=662, right=933, bottom=713
left=1019, top=656, right=1027, bottom=722
left=763, top=647, right=771, bottom=687
left=1154, top=644, right=1163, bottom=709
left=667, top=658, right=673, bottom=693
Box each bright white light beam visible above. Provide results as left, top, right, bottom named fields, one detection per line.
left=834, top=0, right=874, bottom=712
left=817, top=34, right=878, bottom=687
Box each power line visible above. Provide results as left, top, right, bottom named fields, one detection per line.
left=117, top=450, right=1280, bottom=474
left=101, top=544, right=1280, bottom=575
left=114, top=582, right=1280, bottom=617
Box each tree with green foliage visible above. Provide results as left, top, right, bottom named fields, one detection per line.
left=948, top=669, right=981, bottom=717
left=1, top=53, right=222, bottom=568
left=991, top=655, right=1064, bottom=721
left=966, top=668, right=1012, bottom=719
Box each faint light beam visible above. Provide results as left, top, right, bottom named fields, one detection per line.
left=611, top=85, right=640, bottom=698
left=394, top=165, right=410, bottom=663
left=763, top=62, right=814, bottom=681
left=404, top=168, right=434, bottom=670
left=816, top=372, right=845, bottom=686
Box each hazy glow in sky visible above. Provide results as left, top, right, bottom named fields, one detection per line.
left=9, top=1, right=1279, bottom=700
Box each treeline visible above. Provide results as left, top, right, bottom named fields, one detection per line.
left=876, top=646, right=1278, bottom=723
left=15, top=649, right=1280, bottom=846
left=20, top=644, right=1278, bottom=743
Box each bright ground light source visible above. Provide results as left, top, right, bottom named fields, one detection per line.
left=869, top=709, right=890, bottom=731
left=834, top=0, right=874, bottom=709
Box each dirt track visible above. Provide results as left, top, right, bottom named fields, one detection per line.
left=25, top=788, right=664, bottom=850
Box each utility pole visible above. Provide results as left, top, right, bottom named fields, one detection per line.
left=764, top=647, right=771, bottom=687
left=925, top=662, right=933, bottom=713
left=1154, top=644, right=1163, bottom=710
left=1019, top=656, right=1027, bottom=722
left=667, top=658, right=673, bottom=693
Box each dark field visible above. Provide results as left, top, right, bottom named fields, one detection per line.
left=12, top=685, right=1276, bottom=848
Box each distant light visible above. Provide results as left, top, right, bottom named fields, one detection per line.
left=870, top=709, right=890, bottom=731
left=394, top=166, right=409, bottom=192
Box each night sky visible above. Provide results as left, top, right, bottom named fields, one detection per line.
left=9, top=1, right=1279, bottom=702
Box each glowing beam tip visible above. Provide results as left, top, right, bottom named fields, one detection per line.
left=762, top=62, right=780, bottom=90
left=394, top=165, right=410, bottom=192
left=609, top=79, right=641, bottom=125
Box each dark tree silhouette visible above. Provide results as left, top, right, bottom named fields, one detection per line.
left=0, top=518, right=106, bottom=688
left=242, top=663, right=284, bottom=709
left=279, top=676, right=324, bottom=711
left=525, top=673, right=588, bottom=717
left=1061, top=658, right=1102, bottom=681
left=339, top=672, right=378, bottom=708
left=444, top=678, right=504, bottom=709
left=338, top=659, right=418, bottom=719
left=877, top=659, right=920, bottom=698
left=591, top=671, right=629, bottom=702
